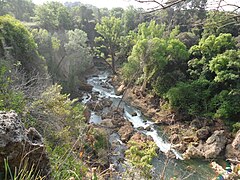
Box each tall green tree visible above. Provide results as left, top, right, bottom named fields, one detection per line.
left=64, top=29, right=93, bottom=93
left=34, top=1, right=72, bottom=31
left=188, top=33, right=236, bottom=80
left=70, top=5, right=97, bottom=47
left=0, top=0, right=35, bottom=21
left=95, top=16, right=123, bottom=74
left=203, top=11, right=240, bottom=38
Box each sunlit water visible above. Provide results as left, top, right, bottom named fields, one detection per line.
left=82, top=71, right=215, bottom=179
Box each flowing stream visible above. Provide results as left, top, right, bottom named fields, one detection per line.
left=82, top=71, right=215, bottom=179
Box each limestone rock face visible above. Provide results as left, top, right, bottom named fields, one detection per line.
left=183, top=130, right=227, bottom=159
left=225, top=130, right=240, bottom=164
left=0, top=111, right=51, bottom=178
left=232, top=130, right=240, bottom=150
left=203, top=130, right=227, bottom=158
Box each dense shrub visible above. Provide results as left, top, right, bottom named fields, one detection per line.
left=0, top=15, right=46, bottom=74
left=165, top=79, right=212, bottom=116
left=125, top=139, right=157, bottom=178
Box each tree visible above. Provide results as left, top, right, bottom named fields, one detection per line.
left=70, top=5, right=97, bottom=47
left=122, top=6, right=145, bottom=34
left=31, top=28, right=60, bottom=81
left=203, top=11, right=240, bottom=38
left=95, top=16, right=123, bottom=74
left=64, top=29, right=93, bottom=93
left=124, top=22, right=188, bottom=94
left=188, top=33, right=236, bottom=80
left=34, top=2, right=72, bottom=31
left=110, top=7, right=124, bottom=18
left=209, top=50, right=240, bottom=86
left=132, top=38, right=168, bottom=92
left=0, top=0, right=35, bottom=21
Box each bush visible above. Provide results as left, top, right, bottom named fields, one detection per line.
left=165, top=79, right=212, bottom=116
left=125, top=139, right=157, bottom=178
left=211, top=89, right=240, bottom=120
left=0, top=15, right=46, bottom=74
left=0, top=64, right=25, bottom=114
left=122, top=56, right=140, bottom=82
left=26, top=84, right=89, bottom=179
left=232, top=122, right=240, bottom=132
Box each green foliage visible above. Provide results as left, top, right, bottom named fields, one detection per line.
left=4, top=158, right=43, bottom=180
left=232, top=122, right=240, bottom=133
left=91, top=129, right=108, bottom=151
left=0, top=0, right=35, bottom=21
left=165, top=79, right=212, bottom=116
left=122, top=6, right=144, bottom=34
left=34, top=2, right=72, bottom=31
left=210, top=89, right=240, bottom=120
left=209, top=50, right=240, bottom=84
left=153, top=70, right=186, bottom=97
left=64, top=29, right=93, bottom=93
left=47, top=143, right=87, bottom=180
left=189, top=33, right=236, bottom=80
left=123, top=37, right=167, bottom=84
left=177, top=32, right=199, bottom=49
left=0, top=15, right=46, bottom=74
left=27, top=84, right=88, bottom=179
left=95, top=16, right=123, bottom=73
left=203, top=11, right=240, bottom=38
left=0, top=63, right=25, bottom=114
left=137, top=20, right=166, bottom=40
left=28, top=84, right=86, bottom=139
left=122, top=57, right=140, bottom=81
left=125, top=140, right=157, bottom=178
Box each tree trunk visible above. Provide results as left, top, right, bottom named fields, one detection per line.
left=110, top=51, right=116, bottom=74
left=140, top=73, right=147, bottom=93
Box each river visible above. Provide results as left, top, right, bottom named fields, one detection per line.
left=82, top=71, right=215, bottom=180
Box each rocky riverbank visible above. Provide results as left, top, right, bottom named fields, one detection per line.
left=111, top=74, right=240, bottom=174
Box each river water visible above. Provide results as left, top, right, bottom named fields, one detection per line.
left=82, top=71, right=215, bottom=180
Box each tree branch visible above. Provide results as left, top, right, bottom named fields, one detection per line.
left=135, top=0, right=187, bottom=13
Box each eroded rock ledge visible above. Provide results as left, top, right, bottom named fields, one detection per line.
left=0, top=111, right=51, bottom=178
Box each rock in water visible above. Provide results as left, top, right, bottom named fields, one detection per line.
left=115, top=84, right=125, bottom=96
left=225, top=130, right=240, bottom=164
left=118, top=122, right=134, bottom=142
left=183, top=130, right=227, bottom=159
left=0, top=111, right=51, bottom=178
left=203, top=130, right=227, bottom=159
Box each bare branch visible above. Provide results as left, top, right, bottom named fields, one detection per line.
left=135, top=0, right=187, bottom=13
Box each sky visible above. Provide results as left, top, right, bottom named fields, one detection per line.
left=32, top=0, right=146, bottom=9
left=32, top=0, right=239, bottom=10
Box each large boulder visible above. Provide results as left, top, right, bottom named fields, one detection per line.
left=129, top=132, right=153, bottom=144
left=118, top=121, right=134, bottom=142
left=115, top=84, right=125, bottom=96
left=183, top=130, right=227, bottom=159
left=203, top=130, right=227, bottom=158
left=225, top=130, right=240, bottom=164
left=0, top=111, right=51, bottom=178
left=87, top=101, right=104, bottom=111
left=196, top=127, right=211, bottom=140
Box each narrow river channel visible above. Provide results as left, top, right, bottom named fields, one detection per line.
left=82, top=71, right=215, bottom=179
